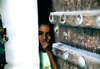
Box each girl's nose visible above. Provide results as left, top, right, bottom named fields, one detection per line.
left=43, top=34, right=46, bottom=40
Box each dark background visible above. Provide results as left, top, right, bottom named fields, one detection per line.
left=37, top=0, right=52, bottom=23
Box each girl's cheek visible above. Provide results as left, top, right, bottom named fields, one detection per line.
left=47, top=36, right=51, bottom=42
left=48, top=36, right=51, bottom=40
left=47, top=39, right=49, bottom=42
left=39, top=37, right=43, bottom=41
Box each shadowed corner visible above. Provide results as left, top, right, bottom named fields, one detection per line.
left=37, top=0, right=52, bottom=22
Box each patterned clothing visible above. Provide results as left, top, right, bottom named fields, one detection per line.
left=39, top=50, right=52, bottom=69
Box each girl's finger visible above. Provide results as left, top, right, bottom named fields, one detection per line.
left=39, top=37, right=43, bottom=41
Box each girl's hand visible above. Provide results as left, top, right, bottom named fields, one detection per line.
left=39, top=38, right=51, bottom=51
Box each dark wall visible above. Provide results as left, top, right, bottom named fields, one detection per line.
left=37, top=0, right=52, bottom=22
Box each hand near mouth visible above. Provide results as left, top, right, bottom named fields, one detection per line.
left=40, top=39, right=51, bottom=52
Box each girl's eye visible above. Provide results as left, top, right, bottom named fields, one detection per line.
left=39, top=31, right=43, bottom=35
left=47, top=33, right=51, bottom=36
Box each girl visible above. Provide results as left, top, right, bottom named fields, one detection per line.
left=39, top=21, right=57, bottom=69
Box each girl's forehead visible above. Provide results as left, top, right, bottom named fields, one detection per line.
left=39, top=24, right=50, bottom=27
left=39, top=24, right=50, bottom=32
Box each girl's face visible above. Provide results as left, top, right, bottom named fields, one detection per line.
left=39, top=24, right=51, bottom=43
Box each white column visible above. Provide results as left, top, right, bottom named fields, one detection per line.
left=1, top=0, right=39, bottom=69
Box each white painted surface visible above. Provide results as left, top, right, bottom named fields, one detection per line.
left=0, top=0, right=39, bottom=69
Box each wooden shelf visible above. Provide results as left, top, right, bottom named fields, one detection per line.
left=49, top=10, right=100, bottom=29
